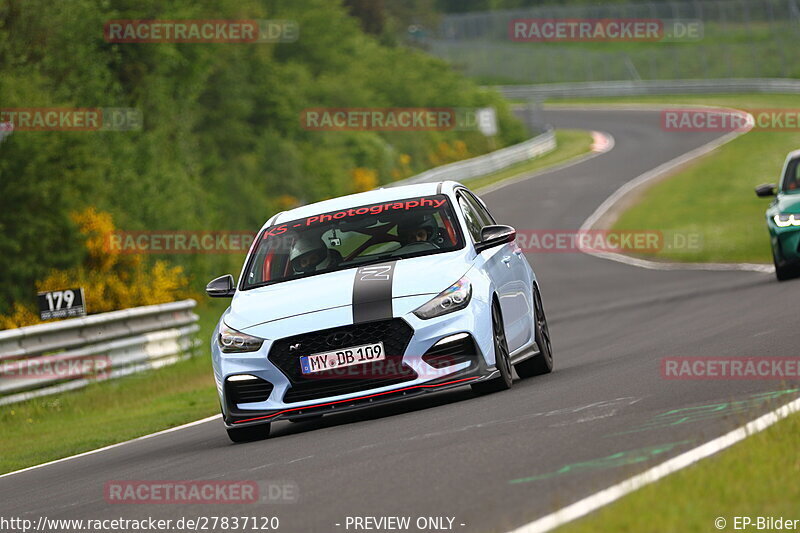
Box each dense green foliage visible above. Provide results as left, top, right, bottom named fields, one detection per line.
left=0, top=0, right=525, bottom=314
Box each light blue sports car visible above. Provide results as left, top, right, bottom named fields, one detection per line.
left=207, top=181, right=553, bottom=442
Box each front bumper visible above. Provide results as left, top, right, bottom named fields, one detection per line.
left=225, top=366, right=498, bottom=428
left=212, top=298, right=496, bottom=428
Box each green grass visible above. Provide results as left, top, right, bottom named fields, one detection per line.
left=0, top=130, right=593, bottom=475
left=0, top=299, right=228, bottom=474
left=557, top=409, right=800, bottom=533
left=469, top=129, right=594, bottom=191
left=547, top=94, right=800, bottom=264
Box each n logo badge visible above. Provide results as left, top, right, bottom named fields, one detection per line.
left=358, top=265, right=392, bottom=281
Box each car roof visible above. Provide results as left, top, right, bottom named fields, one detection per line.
left=264, top=180, right=463, bottom=229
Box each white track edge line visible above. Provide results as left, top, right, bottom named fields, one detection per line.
left=576, top=108, right=772, bottom=274
left=0, top=414, right=221, bottom=479
left=508, top=395, right=800, bottom=533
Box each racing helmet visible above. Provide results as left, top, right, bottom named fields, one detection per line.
left=289, top=236, right=328, bottom=274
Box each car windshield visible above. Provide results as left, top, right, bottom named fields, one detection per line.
left=242, top=194, right=464, bottom=288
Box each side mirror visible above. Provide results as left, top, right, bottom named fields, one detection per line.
left=475, top=225, right=516, bottom=252
left=206, top=274, right=236, bottom=298
left=755, top=183, right=777, bottom=197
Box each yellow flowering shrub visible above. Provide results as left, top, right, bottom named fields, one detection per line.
left=0, top=303, right=41, bottom=330
left=276, top=194, right=299, bottom=210
left=352, top=167, right=378, bottom=192
left=427, top=140, right=471, bottom=167
left=0, top=208, right=192, bottom=329
left=391, top=153, right=414, bottom=181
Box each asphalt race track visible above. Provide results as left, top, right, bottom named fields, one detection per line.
left=1, top=109, right=796, bottom=533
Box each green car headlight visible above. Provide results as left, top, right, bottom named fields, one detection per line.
left=773, top=214, right=800, bottom=227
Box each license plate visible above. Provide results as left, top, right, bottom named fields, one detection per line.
left=300, top=342, right=385, bottom=375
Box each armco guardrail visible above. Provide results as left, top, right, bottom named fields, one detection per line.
left=496, top=78, right=800, bottom=100
left=0, top=299, right=199, bottom=405
left=391, top=127, right=555, bottom=187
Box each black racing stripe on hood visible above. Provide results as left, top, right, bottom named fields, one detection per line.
left=352, top=262, right=396, bottom=324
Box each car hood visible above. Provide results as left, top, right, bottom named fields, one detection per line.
left=227, top=251, right=469, bottom=332
left=776, top=192, right=800, bottom=214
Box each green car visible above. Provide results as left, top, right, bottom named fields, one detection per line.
left=756, top=149, right=800, bottom=281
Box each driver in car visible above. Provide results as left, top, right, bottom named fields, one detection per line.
left=397, top=215, right=436, bottom=245
left=289, top=237, right=341, bottom=274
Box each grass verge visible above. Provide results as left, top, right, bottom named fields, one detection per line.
left=0, top=129, right=594, bottom=475
left=0, top=299, right=228, bottom=475
left=549, top=94, right=799, bottom=264
left=557, top=409, right=800, bottom=533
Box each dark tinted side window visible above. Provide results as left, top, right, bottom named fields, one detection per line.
left=463, top=191, right=496, bottom=225
left=457, top=194, right=484, bottom=242
left=784, top=157, right=800, bottom=192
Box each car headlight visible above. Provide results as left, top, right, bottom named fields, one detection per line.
left=773, top=214, right=800, bottom=227
left=413, top=278, right=472, bottom=319
left=218, top=323, right=264, bottom=353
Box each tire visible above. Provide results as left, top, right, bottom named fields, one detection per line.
left=226, top=422, right=271, bottom=443
left=515, top=285, right=553, bottom=378
left=471, top=302, right=513, bottom=395
left=774, top=249, right=800, bottom=281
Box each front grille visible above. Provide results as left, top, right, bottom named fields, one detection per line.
left=225, top=377, right=274, bottom=405
left=269, top=318, right=417, bottom=403
left=422, top=334, right=478, bottom=369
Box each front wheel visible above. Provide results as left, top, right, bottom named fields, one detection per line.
left=226, top=422, right=271, bottom=443
left=471, top=302, right=513, bottom=395
left=774, top=248, right=800, bottom=281
left=515, top=285, right=553, bottom=378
